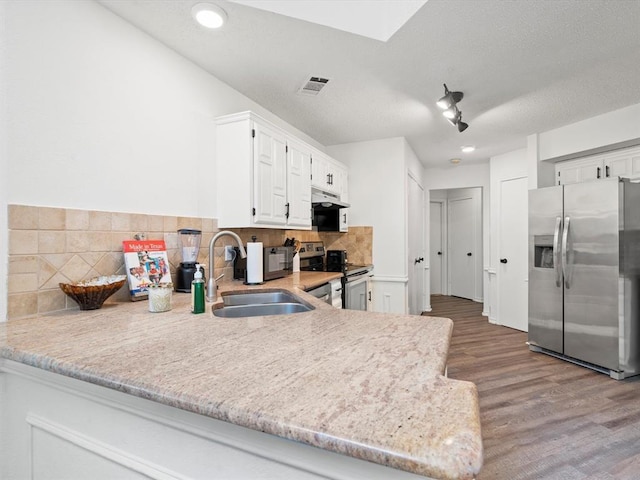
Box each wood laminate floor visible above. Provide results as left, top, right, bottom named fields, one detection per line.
left=427, top=295, right=640, bottom=480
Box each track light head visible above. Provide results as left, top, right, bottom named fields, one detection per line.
left=438, top=83, right=469, bottom=132
left=443, top=107, right=457, bottom=119
left=437, top=83, right=464, bottom=110
left=445, top=106, right=462, bottom=125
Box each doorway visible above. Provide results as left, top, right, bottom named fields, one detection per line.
left=498, top=176, right=528, bottom=331
left=408, top=173, right=425, bottom=315
left=429, top=187, right=482, bottom=302
left=429, top=201, right=444, bottom=295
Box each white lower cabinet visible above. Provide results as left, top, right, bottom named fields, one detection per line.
left=0, top=361, right=428, bottom=480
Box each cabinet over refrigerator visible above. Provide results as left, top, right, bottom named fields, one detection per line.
left=528, top=178, right=640, bottom=379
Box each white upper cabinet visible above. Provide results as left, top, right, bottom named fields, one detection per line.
left=555, top=145, right=640, bottom=185
left=216, top=112, right=315, bottom=229
left=286, top=139, right=312, bottom=228
left=253, top=122, right=287, bottom=225
left=311, top=150, right=349, bottom=201
left=555, top=157, right=603, bottom=185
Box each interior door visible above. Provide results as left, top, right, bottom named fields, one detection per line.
left=449, top=197, right=474, bottom=300
left=498, top=176, right=528, bottom=331
left=429, top=201, right=444, bottom=295
left=407, top=174, right=425, bottom=314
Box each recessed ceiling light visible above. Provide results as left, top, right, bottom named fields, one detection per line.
left=461, top=145, right=475, bottom=153
left=192, top=3, right=227, bottom=29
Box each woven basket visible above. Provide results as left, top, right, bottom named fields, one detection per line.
left=59, top=275, right=127, bottom=310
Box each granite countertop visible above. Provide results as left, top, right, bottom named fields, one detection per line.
left=0, top=272, right=482, bottom=480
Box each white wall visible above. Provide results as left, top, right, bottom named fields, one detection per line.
left=328, top=137, right=415, bottom=314
left=424, top=163, right=490, bottom=313
left=404, top=138, right=424, bottom=186
left=328, top=138, right=407, bottom=278
left=0, top=0, right=327, bottom=321
left=4, top=0, right=321, bottom=219
left=538, top=103, right=640, bottom=161
left=0, top=0, right=8, bottom=321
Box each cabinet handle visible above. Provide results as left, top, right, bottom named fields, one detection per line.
left=597, top=167, right=601, bottom=179
left=343, top=213, right=347, bottom=223
left=368, top=291, right=371, bottom=301
left=285, top=202, right=290, bottom=219
left=606, top=165, right=610, bottom=177
left=327, top=173, right=331, bottom=185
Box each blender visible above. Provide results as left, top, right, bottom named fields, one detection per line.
left=176, top=229, right=204, bottom=292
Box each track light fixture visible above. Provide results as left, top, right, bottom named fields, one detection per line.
left=437, top=83, right=469, bottom=132
left=457, top=115, right=469, bottom=133
left=437, top=84, right=463, bottom=110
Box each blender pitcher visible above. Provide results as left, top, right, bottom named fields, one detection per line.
left=176, top=229, right=203, bottom=292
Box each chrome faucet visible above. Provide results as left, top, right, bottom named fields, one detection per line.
left=206, top=230, right=247, bottom=302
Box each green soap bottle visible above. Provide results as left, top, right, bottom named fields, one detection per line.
left=191, top=265, right=205, bottom=314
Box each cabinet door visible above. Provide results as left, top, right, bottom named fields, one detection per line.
left=326, top=161, right=341, bottom=195
left=311, top=152, right=331, bottom=192
left=254, top=123, right=287, bottom=225
left=604, top=148, right=640, bottom=180
left=556, top=158, right=603, bottom=185
left=286, top=140, right=312, bottom=228
left=339, top=208, right=348, bottom=233
left=337, top=164, right=349, bottom=202
left=604, top=155, right=629, bottom=179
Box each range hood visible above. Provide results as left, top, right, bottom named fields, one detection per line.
left=311, top=189, right=350, bottom=209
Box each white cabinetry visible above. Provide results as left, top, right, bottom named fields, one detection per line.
left=311, top=151, right=348, bottom=199
left=0, top=361, right=425, bottom=480
left=286, top=138, right=312, bottom=228
left=554, top=145, right=640, bottom=185
left=339, top=208, right=349, bottom=233
left=253, top=122, right=287, bottom=225
left=216, top=112, right=312, bottom=229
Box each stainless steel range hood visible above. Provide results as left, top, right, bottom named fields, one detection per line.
left=311, top=189, right=350, bottom=209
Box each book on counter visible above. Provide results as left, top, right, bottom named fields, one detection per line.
left=122, top=239, right=172, bottom=301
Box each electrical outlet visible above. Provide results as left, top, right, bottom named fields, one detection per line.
left=224, top=245, right=234, bottom=261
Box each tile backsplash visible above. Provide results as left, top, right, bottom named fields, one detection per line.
left=7, top=204, right=372, bottom=320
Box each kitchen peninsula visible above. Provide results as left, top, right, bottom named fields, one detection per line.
left=0, top=274, right=482, bottom=480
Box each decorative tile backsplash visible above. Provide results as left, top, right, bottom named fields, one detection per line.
left=7, top=204, right=372, bottom=320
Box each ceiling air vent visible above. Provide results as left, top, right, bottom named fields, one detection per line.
left=298, top=76, right=330, bottom=96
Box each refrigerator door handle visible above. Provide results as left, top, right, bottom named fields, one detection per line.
left=553, top=216, right=562, bottom=287
left=562, top=216, right=571, bottom=289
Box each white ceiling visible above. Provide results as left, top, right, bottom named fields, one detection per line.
left=228, top=0, right=427, bottom=42
left=97, top=0, right=640, bottom=168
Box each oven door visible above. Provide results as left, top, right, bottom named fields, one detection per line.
left=344, top=272, right=371, bottom=311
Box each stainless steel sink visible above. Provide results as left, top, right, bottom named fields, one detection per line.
left=221, top=291, right=301, bottom=306
left=212, top=290, right=314, bottom=318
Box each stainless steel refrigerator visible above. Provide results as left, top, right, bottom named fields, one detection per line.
left=528, top=177, right=640, bottom=379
